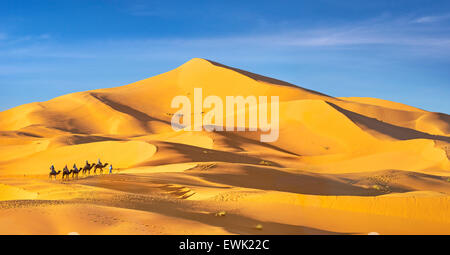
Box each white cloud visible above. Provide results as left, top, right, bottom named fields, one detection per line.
left=38, top=34, right=51, bottom=40
left=412, top=14, right=450, bottom=24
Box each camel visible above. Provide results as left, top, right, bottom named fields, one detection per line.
left=93, top=162, right=109, bottom=175
left=82, top=163, right=95, bottom=175
left=71, top=166, right=82, bottom=180
left=49, top=170, right=61, bottom=180
left=62, top=166, right=72, bottom=181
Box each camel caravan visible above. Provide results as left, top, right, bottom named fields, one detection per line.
left=49, top=159, right=112, bottom=181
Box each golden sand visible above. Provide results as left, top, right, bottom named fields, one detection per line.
left=0, top=58, right=448, bottom=234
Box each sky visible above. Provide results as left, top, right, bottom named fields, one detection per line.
left=0, top=0, right=449, bottom=113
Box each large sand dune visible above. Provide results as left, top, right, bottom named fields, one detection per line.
left=0, top=58, right=449, bottom=234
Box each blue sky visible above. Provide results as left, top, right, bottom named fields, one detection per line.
left=1, top=0, right=449, bottom=113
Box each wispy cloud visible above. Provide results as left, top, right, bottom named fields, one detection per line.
left=0, top=33, right=51, bottom=46
left=412, top=14, right=450, bottom=24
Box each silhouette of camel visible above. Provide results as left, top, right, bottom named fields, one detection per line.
left=62, top=167, right=72, bottom=181
left=93, top=163, right=109, bottom=175
left=82, top=163, right=95, bottom=175
left=71, top=166, right=82, bottom=180
left=49, top=170, right=61, bottom=180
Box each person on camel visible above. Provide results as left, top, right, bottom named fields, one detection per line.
left=49, top=164, right=61, bottom=180
left=50, top=164, right=56, bottom=174
left=62, top=164, right=72, bottom=181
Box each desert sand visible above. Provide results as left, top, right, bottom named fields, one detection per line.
left=0, top=58, right=449, bottom=234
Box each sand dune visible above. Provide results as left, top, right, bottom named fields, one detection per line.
left=0, top=58, right=449, bottom=234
